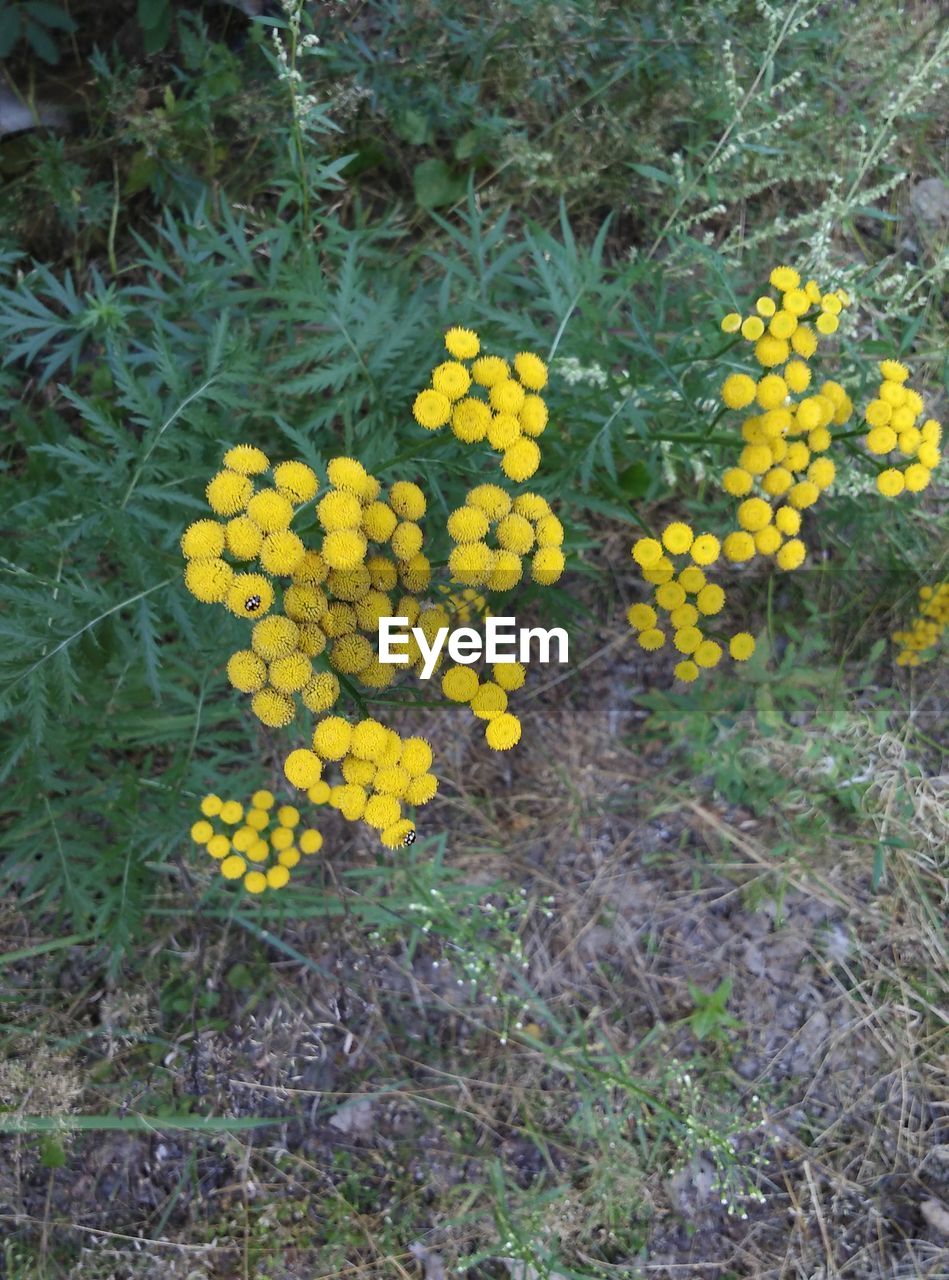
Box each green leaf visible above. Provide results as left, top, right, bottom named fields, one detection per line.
left=628, top=162, right=674, bottom=185
left=395, top=108, right=432, bottom=146
left=0, top=8, right=22, bottom=58
left=617, top=462, right=650, bottom=499
left=24, top=17, right=61, bottom=63
left=39, top=1135, right=67, bottom=1168
left=413, top=158, right=465, bottom=210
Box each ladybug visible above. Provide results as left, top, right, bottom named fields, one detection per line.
left=404, top=830, right=416, bottom=846
left=245, top=595, right=262, bottom=612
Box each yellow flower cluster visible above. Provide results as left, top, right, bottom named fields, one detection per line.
left=718, top=266, right=855, bottom=572
left=190, top=789, right=323, bottom=893
left=441, top=657, right=525, bottom=750
left=436, top=584, right=490, bottom=625
left=864, top=362, right=942, bottom=497
left=628, top=522, right=756, bottom=683
left=891, top=582, right=949, bottom=667
left=283, top=718, right=437, bottom=848
left=446, top=485, right=565, bottom=590
left=184, top=448, right=442, bottom=728
left=412, top=327, right=549, bottom=483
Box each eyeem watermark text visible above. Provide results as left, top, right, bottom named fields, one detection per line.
left=379, top=616, right=569, bottom=680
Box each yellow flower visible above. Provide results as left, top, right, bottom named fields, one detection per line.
left=323, top=529, right=367, bottom=571
left=307, top=780, right=331, bottom=805
left=723, top=531, right=755, bottom=562
left=467, top=484, right=511, bottom=520
left=783, top=442, right=810, bottom=472
left=225, top=515, right=264, bottom=560
left=531, top=546, right=565, bottom=584
left=220, top=855, right=247, bottom=880
left=442, top=665, right=480, bottom=702
left=318, top=490, right=362, bottom=532
left=920, top=419, right=941, bottom=445
left=244, top=870, right=268, bottom=894
left=815, top=313, right=838, bottom=335
left=632, top=537, right=662, bottom=568
left=445, top=326, right=480, bottom=360
left=251, top=615, right=299, bottom=661
left=674, top=659, right=700, bottom=683
left=375, top=765, right=411, bottom=797
left=485, top=713, right=522, bottom=750
left=235, top=827, right=261, bottom=852
left=497, top=513, right=535, bottom=554
left=487, top=413, right=522, bottom=450
left=206, top=469, right=253, bottom=516
left=294, top=550, right=329, bottom=585
left=226, top=574, right=274, bottom=619
left=219, top=800, right=243, bottom=825
left=266, top=864, right=291, bottom=890
left=917, top=442, right=940, bottom=469
left=755, top=296, right=777, bottom=317
left=903, top=464, right=931, bottom=493
left=298, top=828, right=324, bottom=854
left=181, top=520, right=225, bottom=560
left=449, top=541, right=494, bottom=586
left=400, top=552, right=432, bottom=593
left=696, top=584, right=725, bottom=615
left=821, top=294, right=842, bottom=316
left=284, top=584, right=327, bottom=623
left=790, top=324, right=818, bottom=359
left=876, top=469, right=904, bottom=497
left=251, top=687, right=295, bottom=726
left=513, top=351, right=548, bottom=391
left=673, top=626, right=702, bottom=654
left=782, top=288, right=810, bottom=317
left=754, top=336, right=790, bottom=368
left=327, top=456, right=371, bottom=496
left=471, top=682, right=508, bottom=719
left=754, top=526, right=783, bottom=555
left=185, top=558, right=233, bottom=604
left=738, top=445, right=771, bottom=476
left=492, top=661, right=526, bottom=693
left=502, top=438, right=542, bottom=482
left=729, top=632, right=756, bottom=661
left=471, top=355, right=510, bottom=387
left=637, top=628, right=665, bottom=651
left=246, top=488, right=294, bottom=533
left=398, top=737, right=433, bottom=777
left=626, top=603, right=657, bottom=631
left=670, top=603, right=699, bottom=629
left=273, top=460, right=319, bottom=503
left=776, top=538, right=806, bottom=571
left=365, top=794, right=401, bottom=831
left=656, top=581, right=687, bottom=611
left=223, top=444, right=270, bottom=475
left=329, top=634, right=374, bottom=674
left=519, top=395, right=549, bottom=437
left=380, top=819, right=416, bottom=849
left=450, top=396, right=492, bottom=443
left=722, top=467, right=753, bottom=497
left=388, top=521, right=422, bottom=562
left=678, top=565, right=706, bottom=593
left=662, top=521, right=693, bottom=554
left=191, top=819, right=214, bottom=843
left=774, top=505, right=801, bottom=536
left=808, top=427, right=831, bottom=452
left=783, top=360, right=811, bottom=393
left=770, top=265, right=800, bottom=291
left=721, top=313, right=742, bottom=333
left=252, top=789, right=274, bottom=810
left=260, top=530, right=306, bottom=576
left=312, top=715, right=353, bottom=761
left=432, top=361, right=472, bottom=401
left=284, top=748, right=323, bottom=789
left=741, top=316, right=765, bottom=341
left=761, top=467, right=793, bottom=497
left=277, top=805, right=300, bottom=828
left=721, top=373, right=757, bottom=409
left=207, top=834, right=230, bottom=859
left=808, top=458, right=835, bottom=490
left=736, top=498, right=772, bottom=532
left=405, top=774, right=439, bottom=805
left=690, top=534, right=720, bottom=566
left=694, top=640, right=723, bottom=668
left=413, top=388, right=452, bottom=429
left=879, top=359, right=908, bottom=382
left=269, top=652, right=312, bottom=693
left=350, top=718, right=389, bottom=761
left=756, top=374, right=787, bottom=409
left=788, top=480, right=819, bottom=510
left=246, top=807, right=270, bottom=831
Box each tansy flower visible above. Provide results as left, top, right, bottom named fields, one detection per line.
left=206, top=470, right=253, bottom=516
left=497, top=513, right=535, bottom=554
left=755, top=526, right=783, bottom=555
left=637, top=628, right=665, bottom=651
left=627, top=603, right=657, bottom=630
left=405, top=774, right=438, bottom=805
left=471, top=355, right=510, bottom=387
left=251, top=687, right=295, bottom=726
left=381, top=820, right=416, bottom=849
left=723, top=531, right=755, bottom=562
left=312, top=716, right=353, bottom=760
left=502, top=438, right=541, bottom=482
left=756, top=374, right=787, bottom=409
left=519, top=395, right=549, bottom=437
left=227, top=650, right=267, bottom=692
left=185, top=558, right=234, bottom=604
left=318, top=490, right=362, bottom=531
left=284, top=749, right=323, bottom=789
left=181, top=520, right=225, bottom=560
left=770, top=265, right=800, bottom=290
left=284, top=584, right=327, bottom=623
left=694, top=640, right=723, bottom=668
left=815, top=313, right=838, bottom=335
left=451, top=397, right=491, bottom=442
left=736, top=498, right=772, bottom=532
left=273, top=460, right=319, bottom=503
left=514, top=351, right=548, bottom=390
left=492, top=661, right=526, bottom=692
left=754, top=336, right=790, bottom=367
left=721, top=313, right=741, bottom=333
left=674, top=660, right=699, bottom=682
left=690, top=534, right=720, bottom=566
left=531, top=546, right=565, bottom=584
left=260, top=530, right=306, bottom=576
left=269, top=652, right=312, bottom=693
left=487, top=413, right=522, bottom=450
left=226, top=574, right=274, bottom=618
left=391, top=522, right=424, bottom=561
left=225, top=515, right=264, bottom=560
left=442, top=665, right=480, bottom=702
left=877, top=469, right=904, bottom=497
left=327, top=456, right=370, bottom=495
left=879, top=359, right=909, bottom=382
left=467, top=484, right=512, bottom=520
left=662, top=522, right=693, bottom=554
left=445, top=326, right=480, bottom=360
left=784, top=360, right=811, bottom=393
left=721, top=373, right=757, bottom=409
left=632, top=537, right=663, bottom=568
left=485, top=713, right=522, bottom=750
left=696, top=584, right=725, bottom=615
left=755, top=296, right=777, bottom=317
left=776, top=538, right=806, bottom=571
left=741, top=316, right=765, bottom=341
left=322, top=529, right=367, bottom=571
left=904, top=464, right=931, bottom=492
left=191, top=820, right=214, bottom=843
left=790, top=325, right=818, bottom=358
left=223, top=444, right=270, bottom=475
left=470, top=682, right=508, bottom=720
left=722, top=467, right=754, bottom=497
left=413, top=389, right=452, bottom=429
left=729, top=633, right=756, bottom=660
left=432, top=361, right=472, bottom=400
